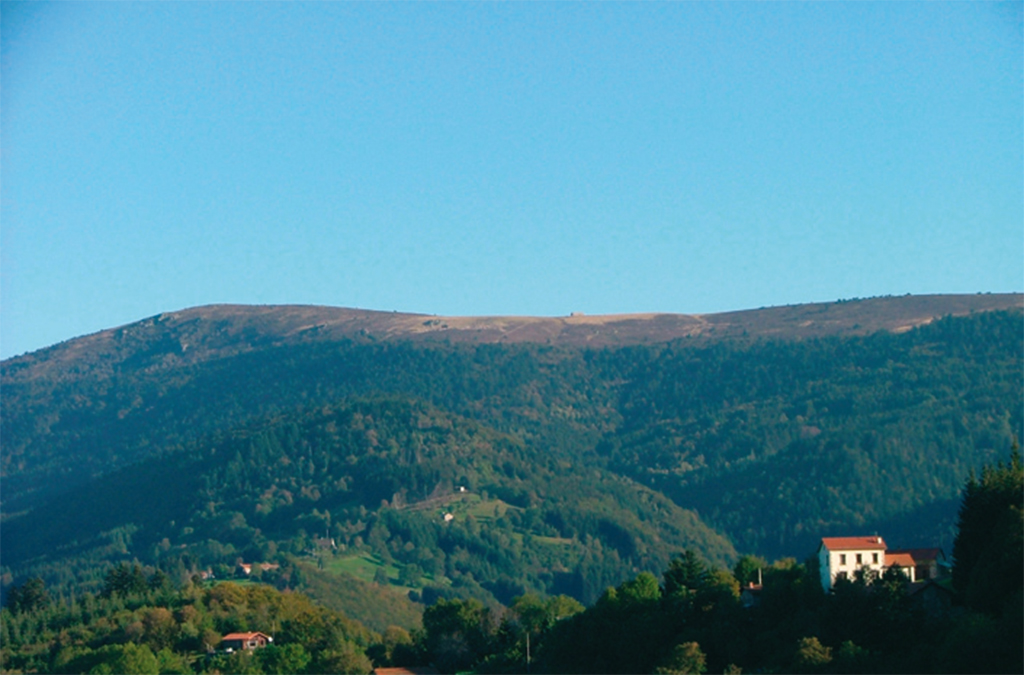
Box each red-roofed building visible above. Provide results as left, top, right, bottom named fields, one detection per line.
left=220, top=632, right=273, bottom=651
left=885, top=551, right=917, bottom=578
left=818, top=536, right=887, bottom=591
left=886, top=548, right=946, bottom=582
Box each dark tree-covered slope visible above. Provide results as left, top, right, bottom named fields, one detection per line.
left=1, top=295, right=1021, bottom=614
left=597, top=309, right=1024, bottom=555
left=2, top=397, right=735, bottom=610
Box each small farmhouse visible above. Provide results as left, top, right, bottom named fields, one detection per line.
left=819, top=537, right=949, bottom=592
left=885, top=547, right=946, bottom=582
left=314, top=537, right=337, bottom=550
left=818, top=536, right=887, bottom=591
left=220, top=632, right=273, bottom=651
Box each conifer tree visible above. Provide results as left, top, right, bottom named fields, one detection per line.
left=951, top=442, right=1024, bottom=616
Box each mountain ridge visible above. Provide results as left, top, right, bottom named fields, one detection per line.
left=1, top=298, right=1020, bottom=622
left=5, top=294, right=1021, bottom=380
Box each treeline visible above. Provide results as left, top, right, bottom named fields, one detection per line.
left=4, top=449, right=1020, bottom=674
left=401, top=551, right=1018, bottom=674
left=1, top=564, right=374, bottom=674
left=380, top=449, right=1023, bottom=674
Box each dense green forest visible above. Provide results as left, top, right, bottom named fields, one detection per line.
left=5, top=310, right=1020, bottom=547
left=2, top=396, right=734, bottom=611
left=1, top=304, right=1022, bottom=671
left=2, top=565, right=376, bottom=674
left=3, top=449, right=1020, bottom=674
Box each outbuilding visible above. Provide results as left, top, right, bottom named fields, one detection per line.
left=220, top=632, right=273, bottom=652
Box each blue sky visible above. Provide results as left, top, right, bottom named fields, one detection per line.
left=2, top=2, right=1021, bottom=358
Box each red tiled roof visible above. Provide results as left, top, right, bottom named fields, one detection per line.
left=820, top=536, right=887, bottom=551
left=886, top=552, right=916, bottom=567
left=221, top=632, right=270, bottom=641
left=887, top=548, right=943, bottom=563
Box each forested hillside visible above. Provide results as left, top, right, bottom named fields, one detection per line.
left=2, top=397, right=734, bottom=610
left=600, top=308, right=1023, bottom=554
left=2, top=298, right=1021, bottom=631
left=2, top=566, right=378, bottom=674
left=3, top=449, right=1020, bottom=674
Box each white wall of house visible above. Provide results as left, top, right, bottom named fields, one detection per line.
left=819, top=546, right=886, bottom=591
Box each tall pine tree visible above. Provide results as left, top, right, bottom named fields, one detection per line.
left=951, top=442, right=1023, bottom=616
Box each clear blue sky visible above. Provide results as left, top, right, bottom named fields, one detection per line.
left=2, top=2, right=1021, bottom=358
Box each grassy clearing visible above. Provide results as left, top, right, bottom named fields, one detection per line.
left=322, top=551, right=447, bottom=594
left=325, top=551, right=396, bottom=584
left=462, top=497, right=519, bottom=521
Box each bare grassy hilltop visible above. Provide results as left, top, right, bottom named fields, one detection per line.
left=5, top=294, right=1020, bottom=381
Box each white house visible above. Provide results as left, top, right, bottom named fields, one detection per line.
left=818, top=536, right=887, bottom=591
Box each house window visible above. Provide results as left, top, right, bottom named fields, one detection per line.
left=836, top=571, right=848, bottom=581
left=872, top=553, right=878, bottom=564
left=839, top=554, right=846, bottom=565
left=856, top=553, right=862, bottom=564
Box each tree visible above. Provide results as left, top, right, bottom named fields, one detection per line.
left=257, top=643, right=311, bottom=674
left=101, top=563, right=149, bottom=597
left=654, top=642, right=707, bottom=674
left=148, top=569, right=172, bottom=592
left=619, top=571, right=662, bottom=606
left=91, top=643, right=160, bottom=675
left=398, top=563, right=423, bottom=587
left=733, top=555, right=767, bottom=586
left=793, top=636, right=831, bottom=672
left=313, top=642, right=374, bottom=675
left=419, top=598, right=495, bottom=673
left=952, top=444, right=1024, bottom=616
left=154, top=648, right=191, bottom=675
left=140, top=607, right=176, bottom=651
left=207, top=649, right=264, bottom=675
left=5, top=577, right=49, bottom=613
left=367, top=625, right=415, bottom=667
left=545, top=594, right=585, bottom=622
left=832, top=641, right=870, bottom=674
left=663, top=551, right=710, bottom=598
left=508, top=593, right=548, bottom=635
